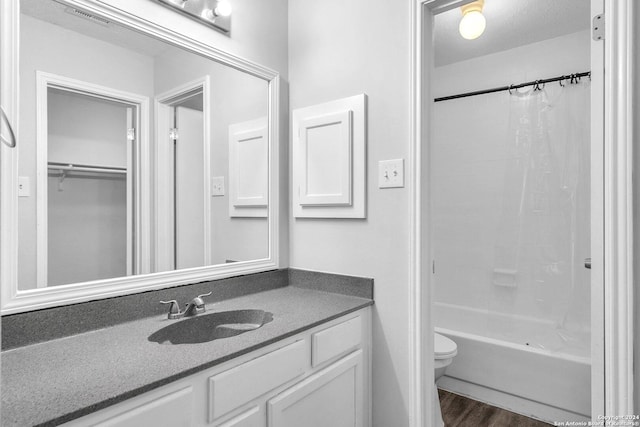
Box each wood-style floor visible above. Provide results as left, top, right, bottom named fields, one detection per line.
left=438, top=389, right=552, bottom=427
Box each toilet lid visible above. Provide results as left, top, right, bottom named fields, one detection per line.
left=434, top=333, right=457, bottom=359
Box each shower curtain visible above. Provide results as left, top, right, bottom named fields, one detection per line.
left=491, top=81, right=591, bottom=354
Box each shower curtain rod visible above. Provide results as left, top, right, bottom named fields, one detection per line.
left=434, top=71, right=591, bottom=103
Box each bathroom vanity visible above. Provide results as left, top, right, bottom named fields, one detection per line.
left=1, top=270, right=373, bottom=426
left=0, top=1, right=374, bottom=425
left=64, top=309, right=370, bottom=427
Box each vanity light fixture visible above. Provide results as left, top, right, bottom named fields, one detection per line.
left=201, top=0, right=231, bottom=21
left=156, top=0, right=232, bottom=34
left=459, top=0, right=486, bottom=40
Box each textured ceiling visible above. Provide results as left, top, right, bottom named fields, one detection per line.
left=434, top=0, right=591, bottom=67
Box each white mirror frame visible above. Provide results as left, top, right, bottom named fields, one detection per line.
left=0, top=0, right=282, bottom=315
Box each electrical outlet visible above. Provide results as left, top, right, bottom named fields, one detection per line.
left=211, top=176, right=225, bottom=196
left=378, top=159, right=404, bottom=188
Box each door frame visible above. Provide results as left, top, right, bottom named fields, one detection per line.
left=34, top=71, right=150, bottom=288
left=409, top=0, right=636, bottom=425
left=154, top=76, right=211, bottom=271
left=599, top=0, right=636, bottom=416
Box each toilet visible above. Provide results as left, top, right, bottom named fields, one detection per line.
left=434, top=332, right=457, bottom=427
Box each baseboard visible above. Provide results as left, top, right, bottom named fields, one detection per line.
left=438, top=376, right=590, bottom=424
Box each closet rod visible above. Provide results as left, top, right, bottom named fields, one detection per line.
left=47, top=162, right=126, bottom=174
left=434, top=71, right=591, bottom=103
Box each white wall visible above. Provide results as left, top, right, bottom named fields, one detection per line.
left=288, top=1, right=412, bottom=425
left=48, top=90, right=128, bottom=168
left=433, top=30, right=590, bottom=99
left=18, top=14, right=155, bottom=289
left=101, top=0, right=288, bottom=79
left=47, top=175, right=127, bottom=286
left=174, top=105, right=205, bottom=269
left=432, top=31, right=591, bottom=330
left=154, top=47, right=269, bottom=266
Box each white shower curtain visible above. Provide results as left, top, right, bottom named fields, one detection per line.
left=491, top=81, right=591, bottom=353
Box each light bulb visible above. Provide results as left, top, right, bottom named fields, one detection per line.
left=459, top=10, right=486, bottom=40
left=214, top=0, right=232, bottom=17
left=201, top=8, right=215, bottom=20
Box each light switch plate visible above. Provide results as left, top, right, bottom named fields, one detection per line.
left=211, top=176, right=225, bottom=196
left=378, top=159, right=404, bottom=188
left=18, top=176, right=30, bottom=197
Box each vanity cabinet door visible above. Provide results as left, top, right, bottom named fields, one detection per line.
left=267, top=350, right=364, bottom=427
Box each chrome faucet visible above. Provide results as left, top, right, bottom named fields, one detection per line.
left=160, top=292, right=213, bottom=319
left=183, top=292, right=212, bottom=317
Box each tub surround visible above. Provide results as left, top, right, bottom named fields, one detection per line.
left=434, top=302, right=590, bottom=422
left=0, top=269, right=374, bottom=426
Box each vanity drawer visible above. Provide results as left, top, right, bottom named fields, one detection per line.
left=62, top=386, right=194, bottom=427
left=208, top=339, right=307, bottom=422
left=312, top=315, right=362, bottom=367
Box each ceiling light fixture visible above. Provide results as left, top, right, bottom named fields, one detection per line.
left=459, top=0, right=486, bottom=40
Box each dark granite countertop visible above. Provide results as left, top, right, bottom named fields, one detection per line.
left=1, top=285, right=373, bottom=427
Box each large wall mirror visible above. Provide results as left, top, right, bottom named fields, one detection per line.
left=0, top=0, right=281, bottom=313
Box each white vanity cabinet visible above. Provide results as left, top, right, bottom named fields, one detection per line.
left=267, top=350, right=364, bottom=427
left=62, top=307, right=371, bottom=427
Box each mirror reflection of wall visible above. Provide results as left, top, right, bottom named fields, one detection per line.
left=47, top=89, right=134, bottom=286
left=153, top=51, right=269, bottom=273
left=173, top=94, right=206, bottom=270
left=17, top=0, right=270, bottom=290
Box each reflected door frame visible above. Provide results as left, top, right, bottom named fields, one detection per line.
left=410, top=0, right=636, bottom=425
left=154, top=76, right=211, bottom=272
left=34, top=72, right=151, bottom=287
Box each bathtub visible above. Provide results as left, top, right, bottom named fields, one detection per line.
left=434, top=302, right=591, bottom=423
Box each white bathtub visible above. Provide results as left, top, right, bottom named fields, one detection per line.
left=434, top=302, right=591, bottom=423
